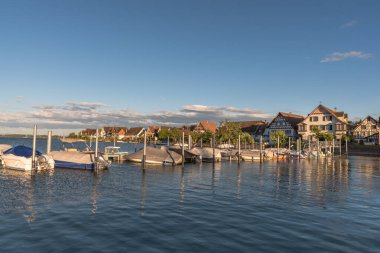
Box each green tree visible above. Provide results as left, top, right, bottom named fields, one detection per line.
left=218, top=120, right=242, bottom=144
left=158, top=128, right=181, bottom=143
left=270, top=131, right=287, bottom=147
left=241, top=132, right=254, bottom=145
left=311, top=126, right=335, bottom=141
left=68, top=132, right=78, bottom=138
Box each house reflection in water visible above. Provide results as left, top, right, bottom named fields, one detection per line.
left=272, top=158, right=351, bottom=207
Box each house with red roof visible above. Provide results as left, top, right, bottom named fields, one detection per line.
left=194, top=121, right=218, bottom=133
left=297, top=104, right=349, bottom=140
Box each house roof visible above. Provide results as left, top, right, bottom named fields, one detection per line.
left=103, top=126, right=128, bottom=133
left=125, top=127, right=144, bottom=136
left=232, top=121, right=268, bottom=135
left=198, top=121, right=217, bottom=133
left=299, top=104, right=347, bottom=125
left=269, top=112, right=304, bottom=129
left=148, top=126, right=160, bottom=133
left=352, top=116, right=380, bottom=131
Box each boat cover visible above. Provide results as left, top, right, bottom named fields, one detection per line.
left=126, top=146, right=182, bottom=165
left=3, top=145, right=41, bottom=157
left=50, top=151, right=95, bottom=169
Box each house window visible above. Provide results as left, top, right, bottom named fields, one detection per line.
left=329, top=125, right=333, bottom=131
left=372, top=125, right=377, bottom=129
left=361, top=125, right=366, bottom=130
left=310, top=116, right=319, bottom=122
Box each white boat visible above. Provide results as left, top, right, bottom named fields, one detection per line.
left=240, top=150, right=262, bottom=161
left=217, top=143, right=234, bottom=149
left=1, top=145, right=54, bottom=171
left=0, top=144, right=12, bottom=155
left=126, top=146, right=182, bottom=165
left=51, top=151, right=110, bottom=170
left=189, top=147, right=222, bottom=162
left=103, top=146, right=129, bottom=161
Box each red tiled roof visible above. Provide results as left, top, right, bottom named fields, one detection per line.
left=199, top=121, right=217, bottom=133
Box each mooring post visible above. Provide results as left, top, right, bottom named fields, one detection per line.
left=47, top=130, right=52, bottom=155
left=260, top=136, right=263, bottom=163
left=212, top=134, right=216, bottom=163
left=238, top=134, right=241, bottom=164
left=143, top=129, right=147, bottom=167
left=188, top=134, right=192, bottom=150
left=317, top=139, right=320, bottom=158
left=32, top=125, right=37, bottom=170
left=297, top=138, right=301, bottom=161
left=288, top=137, right=291, bottom=151
left=339, top=139, right=342, bottom=156
left=167, top=136, right=170, bottom=147
left=308, top=137, right=311, bottom=159
left=200, top=136, right=203, bottom=148
left=345, top=138, right=348, bottom=156
left=95, top=128, right=99, bottom=158
left=182, top=131, right=185, bottom=168
left=332, top=139, right=335, bottom=157
left=277, top=134, right=280, bottom=161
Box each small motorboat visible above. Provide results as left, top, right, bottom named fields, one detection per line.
left=240, top=149, right=262, bottom=161
left=51, top=151, right=110, bottom=170
left=0, top=144, right=12, bottom=155
left=103, top=146, right=129, bottom=161
left=126, top=146, right=182, bottom=165
left=189, top=147, right=222, bottom=162
left=0, top=145, right=54, bottom=171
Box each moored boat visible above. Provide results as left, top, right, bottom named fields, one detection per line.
left=0, top=145, right=54, bottom=171
left=50, top=151, right=110, bottom=170
left=126, top=146, right=182, bottom=165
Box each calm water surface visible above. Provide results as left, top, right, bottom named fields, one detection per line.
left=1, top=137, right=380, bottom=252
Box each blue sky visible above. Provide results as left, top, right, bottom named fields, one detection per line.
left=0, top=0, right=379, bottom=133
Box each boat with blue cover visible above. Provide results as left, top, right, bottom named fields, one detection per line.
left=0, top=145, right=54, bottom=171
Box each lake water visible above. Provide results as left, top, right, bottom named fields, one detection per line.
left=1, top=137, right=380, bottom=252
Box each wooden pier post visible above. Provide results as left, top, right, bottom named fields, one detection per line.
left=238, top=134, right=241, bottom=164
left=47, top=130, right=52, bottom=155
left=95, top=128, right=99, bottom=158
left=345, top=138, right=348, bottom=156
left=308, top=137, right=311, bottom=159
left=188, top=134, right=192, bottom=150
left=277, top=134, right=280, bottom=161
left=339, top=139, right=342, bottom=156
left=32, top=125, right=37, bottom=170
left=212, top=134, right=216, bottom=163
left=182, top=131, right=185, bottom=168
left=317, top=139, right=320, bottom=158
left=297, top=138, right=301, bottom=161
left=200, top=136, right=203, bottom=148
left=143, top=129, right=147, bottom=167
left=332, top=139, right=335, bottom=157
left=288, top=137, right=291, bottom=151
left=260, top=136, right=263, bottom=163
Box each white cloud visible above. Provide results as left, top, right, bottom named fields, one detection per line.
left=340, top=20, right=358, bottom=29
left=0, top=102, right=272, bottom=134
left=320, top=51, right=372, bottom=63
